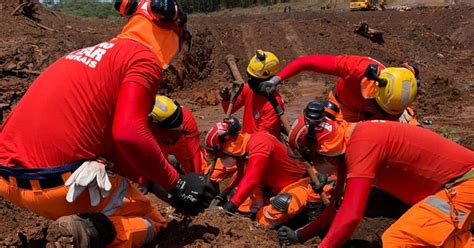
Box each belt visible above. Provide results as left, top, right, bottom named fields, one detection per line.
left=0, top=161, right=83, bottom=190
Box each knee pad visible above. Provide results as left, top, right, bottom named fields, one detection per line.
left=270, top=193, right=292, bottom=213
left=79, top=213, right=116, bottom=247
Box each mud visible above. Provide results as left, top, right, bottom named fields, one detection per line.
left=0, top=0, right=473, bottom=246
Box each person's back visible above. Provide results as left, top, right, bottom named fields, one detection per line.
left=0, top=39, right=161, bottom=168
left=346, top=120, right=474, bottom=205
left=248, top=132, right=306, bottom=193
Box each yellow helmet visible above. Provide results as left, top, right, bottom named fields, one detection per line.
left=149, top=95, right=183, bottom=128
left=246, top=50, right=280, bottom=79
left=375, top=67, right=418, bottom=115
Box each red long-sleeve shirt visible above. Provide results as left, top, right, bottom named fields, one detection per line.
left=277, top=55, right=399, bottom=121
left=0, top=39, right=179, bottom=190
left=230, top=132, right=306, bottom=206
left=299, top=121, right=474, bottom=247
left=221, top=84, right=284, bottom=139
left=149, top=106, right=203, bottom=173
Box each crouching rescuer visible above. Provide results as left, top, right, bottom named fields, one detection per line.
left=204, top=117, right=332, bottom=227
left=260, top=54, right=420, bottom=125
left=0, top=0, right=216, bottom=247
left=277, top=101, right=474, bottom=247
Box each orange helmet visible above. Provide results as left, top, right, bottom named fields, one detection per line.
left=288, top=101, right=355, bottom=160
left=205, top=117, right=249, bottom=157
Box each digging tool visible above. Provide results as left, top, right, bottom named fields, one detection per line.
left=265, top=89, right=331, bottom=206
left=206, top=55, right=244, bottom=183
left=224, top=55, right=244, bottom=119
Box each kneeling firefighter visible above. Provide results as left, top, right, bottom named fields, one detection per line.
left=148, top=95, right=207, bottom=174
left=277, top=101, right=474, bottom=247
left=205, top=117, right=332, bottom=227
left=260, top=55, right=420, bottom=125
left=0, top=0, right=216, bottom=247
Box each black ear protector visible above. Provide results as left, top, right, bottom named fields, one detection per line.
left=114, top=0, right=139, bottom=16
left=365, top=64, right=388, bottom=87
left=218, top=116, right=242, bottom=143
left=302, top=101, right=326, bottom=162
left=149, top=0, right=178, bottom=22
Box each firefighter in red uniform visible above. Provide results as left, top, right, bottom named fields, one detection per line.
left=278, top=101, right=474, bottom=247
left=259, top=55, right=420, bottom=125
left=0, top=1, right=215, bottom=247
left=148, top=95, right=205, bottom=174
left=220, top=50, right=285, bottom=139
left=204, top=117, right=328, bottom=227
left=214, top=50, right=286, bottom=185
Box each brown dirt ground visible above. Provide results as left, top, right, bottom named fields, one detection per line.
left=0, top=0, right=473, bottom=246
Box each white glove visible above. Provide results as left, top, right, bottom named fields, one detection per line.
left=65, top=160, right=112, bottom=206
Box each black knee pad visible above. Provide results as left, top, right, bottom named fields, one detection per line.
left=79, top=213, right=116, bottom=247
left=270, top=193, right=292, bottom=213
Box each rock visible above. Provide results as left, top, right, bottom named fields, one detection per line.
left=2, top=61, right=17, bottom=72
left=436, top=53, right=445, bottom=58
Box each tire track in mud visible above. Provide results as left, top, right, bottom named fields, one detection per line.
left=239, top=24, right=258, bottom=58
left=277, top=21, right=327, bottom=119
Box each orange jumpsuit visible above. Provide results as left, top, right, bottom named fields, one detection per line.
left=298, top=121, right=474, bottom=248
left=228, top=132, right=322, bottom=227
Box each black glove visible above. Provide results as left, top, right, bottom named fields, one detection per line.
left=258, top=76, right=281, bottom=95
left=222, top=201, right=238, bottom=213
left=278, top=226, right=304, bottom=245
left=310, top=173, right=329, bottom=194
left=172, top=173, right=217, bottom=209
left=219, top=87, right=231, bottom=101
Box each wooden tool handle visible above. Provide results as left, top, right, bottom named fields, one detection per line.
left=225, top=55, right=244, bottom=82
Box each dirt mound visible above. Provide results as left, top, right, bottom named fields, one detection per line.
left=155, top=210, right=281, bottom=247
left=1, top=1, right=473, bottom=247
left=0, top=0, right=216, bottom=122
left=0, top=197, right=51, bottom=246
left=459, top=134, right=474, bottom=150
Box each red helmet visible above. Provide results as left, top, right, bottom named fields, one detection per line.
left=288, top=114, right=350, bottom=159
left=205, top=117, right=249, bottom=156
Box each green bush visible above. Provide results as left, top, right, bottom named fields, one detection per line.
left=51, top=0, right=116, bottom=19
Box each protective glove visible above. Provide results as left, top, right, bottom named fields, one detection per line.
left=171, top=173, right=217, bottom=209
left=222, top=201, right=238, bottom=213
left=219, top=87, right=231, bottom=101
left=259, top=76, right=281, bottom=95
left=65, top=160, right=112, bottom=207
left=310, top=173, right=329, bottom=194
left=278, top=226, right=304, bottom=245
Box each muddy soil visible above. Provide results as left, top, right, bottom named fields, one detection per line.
left=0, top=0, right=473, bottom=246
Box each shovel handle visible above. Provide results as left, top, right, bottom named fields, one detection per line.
left=225, top=55, right=244, bottom=82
